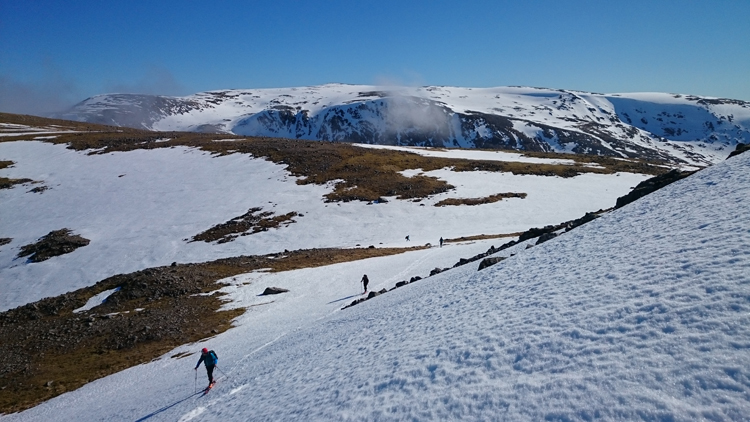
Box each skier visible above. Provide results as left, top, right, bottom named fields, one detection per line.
left=439, top=237, right=444, bottom=248
left=405, top=235, right=410, bottom=241
left=361, top=274, right=369, bottom=294
left=194, top=347, right=218, bottom=389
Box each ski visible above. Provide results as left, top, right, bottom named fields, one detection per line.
left=202, top=382, right=216, bottom=395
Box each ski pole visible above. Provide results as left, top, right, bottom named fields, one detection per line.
left=194, top=369, right=197, bottom=393
left=216, top=365, right=229, bottom=379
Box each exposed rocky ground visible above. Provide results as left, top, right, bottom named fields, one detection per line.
left=0, top=246, right=425, bottom=413
left=17, top=229, right=90, bottom=263
left=190, top=207, right=299, bottom=244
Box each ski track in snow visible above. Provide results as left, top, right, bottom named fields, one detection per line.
left=1, top=143, right=749, bottom=421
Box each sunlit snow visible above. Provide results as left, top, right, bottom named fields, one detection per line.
left=1, top=143, right=748, bottom=421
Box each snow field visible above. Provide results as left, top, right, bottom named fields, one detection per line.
left=0, top=141, right=647, bottom=311
left=176, top=152, right=750, bottom=421
left=1, top=144, right=749, bottom=421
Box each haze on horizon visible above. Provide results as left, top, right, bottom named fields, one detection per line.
left=1, top=0, right=749, bottom=116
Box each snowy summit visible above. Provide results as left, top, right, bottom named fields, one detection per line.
left=56, top=84, right=750, bottom=166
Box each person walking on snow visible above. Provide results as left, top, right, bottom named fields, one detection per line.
left=439, top=237, right=444, bottom=248
left=361, top=274, right=369, bottom=294
left=195, top=347, right=218, bottom=387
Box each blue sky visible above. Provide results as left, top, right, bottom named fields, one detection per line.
left=1, top=0, right=748, bottom=114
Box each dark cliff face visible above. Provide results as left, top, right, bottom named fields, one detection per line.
left=54, top=88, right=750, bottom=165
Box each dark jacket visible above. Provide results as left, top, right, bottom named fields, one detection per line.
left=195, top=350, right=218, bottom=369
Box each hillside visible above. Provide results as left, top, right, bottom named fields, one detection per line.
left=1, top=117, right=748, bottom=420
left=54, top=85, right=750, bottom=166
left=0, top=113, right=670, bottom=411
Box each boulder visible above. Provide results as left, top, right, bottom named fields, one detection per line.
left=727, top=143, right=749, bottom=159
left=261, top=287, right=289, bottom=295
left=536, top=232, right=558, bottom=245
left=478, top=256, right=506, bottom=271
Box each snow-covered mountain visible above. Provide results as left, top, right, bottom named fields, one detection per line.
left=56, top=84, right=750, bottom=165
left=2, top=125, right=748, bottom=420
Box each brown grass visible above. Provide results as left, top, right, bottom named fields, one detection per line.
left=1, top=112, right=670, bottom=205
left=435, top=192, right=527, bottom=207
left=0, top=161, right=34, bottom=189
left=0, top=245, right=425, bottom=413
left=190, top=208, right=298, bottom=244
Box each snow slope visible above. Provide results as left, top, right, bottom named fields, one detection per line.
left=0, top=141, right=647, bottom=312
left=57, top=84, right=750, bottom=165
left=2, top=144, right=748, bottom=420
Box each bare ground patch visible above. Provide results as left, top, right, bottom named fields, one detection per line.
left=0, top=177, right=33, bottom=190
left=190, top=207, right=298, bottom=244
left=434, top=192, right=527, bottom=207
left=17, top=229, right=90, bottom=263
left=0, top=245, right=426, bottom=413
left=0, top=160, right=37, bottom=190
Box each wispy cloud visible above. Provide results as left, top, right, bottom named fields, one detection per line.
left=0, top=63, right=80, bottom=116
left=105, top=66, right=186, bottom=96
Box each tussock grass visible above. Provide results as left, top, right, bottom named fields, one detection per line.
left=435, top=192, right=527, bottom=207
left=0, top=245, right=425, bottom=413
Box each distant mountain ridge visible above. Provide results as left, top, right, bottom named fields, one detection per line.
left=54, top=84, right=750, bottom=165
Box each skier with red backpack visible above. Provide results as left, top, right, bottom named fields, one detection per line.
left=194, top=348, right=218, bottom=389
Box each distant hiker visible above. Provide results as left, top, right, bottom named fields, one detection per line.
left=405, top=235, right=410, bottom=241
left=439, top=237, right=444, bottom=248
left=361, top=274, right=369, bottom=293
left=195, top=347, right=218, bottom=387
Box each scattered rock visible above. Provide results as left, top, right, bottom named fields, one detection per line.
left=536, top=232, right=558, bottom=245
left=615, top=169, right=696, bottom=209
left=261, top=287, right=289, bottom=295
left=478, top=256, right=506, bottom=271
left=727, top=143, right=749, bottom=159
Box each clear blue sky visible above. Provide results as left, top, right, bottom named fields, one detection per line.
left=1, top=0, right=749, bottom=114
